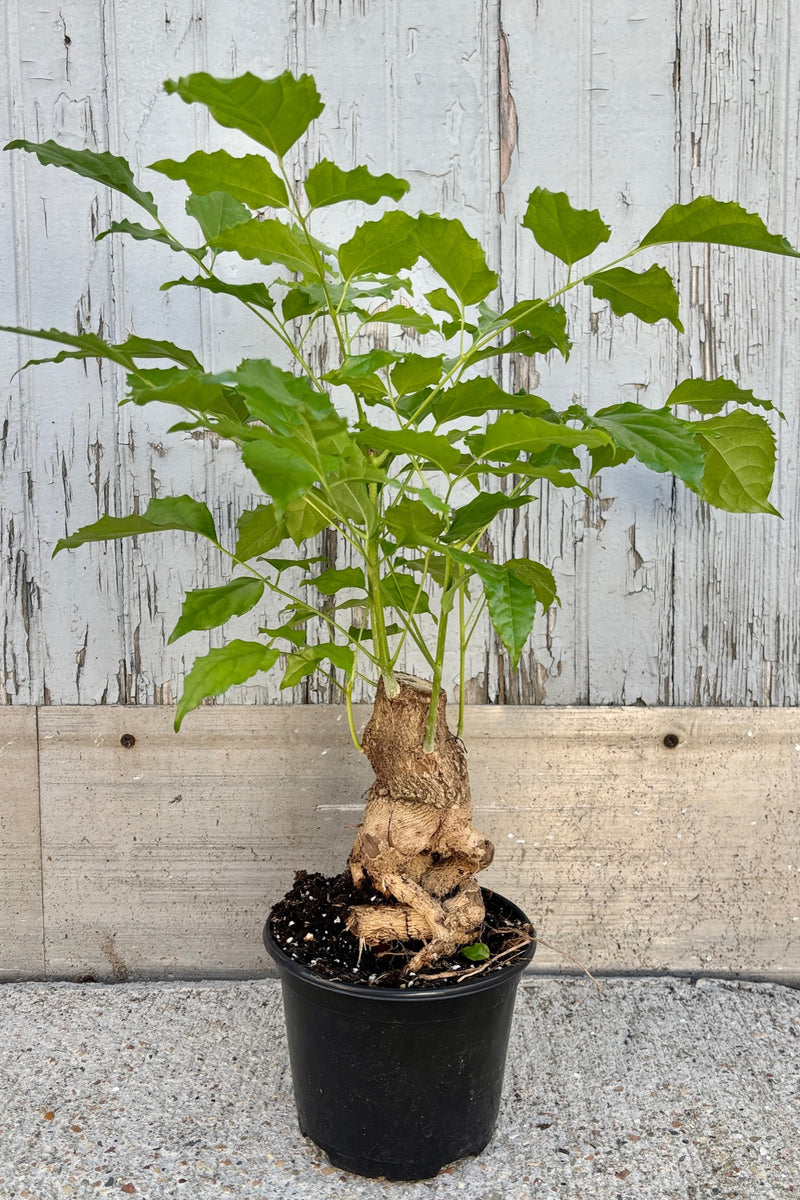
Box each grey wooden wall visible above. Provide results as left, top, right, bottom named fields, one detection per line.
left=2, top=0, right=799, bottom=711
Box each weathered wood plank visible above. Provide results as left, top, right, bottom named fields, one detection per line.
left=35, top=705, right=800, bottom=981
left=0, top=708, right=44, bottom=977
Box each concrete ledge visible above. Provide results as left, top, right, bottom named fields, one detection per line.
left=0, top=976, right=796, bottom=1197
left=2, top=705, right=799, bottom=980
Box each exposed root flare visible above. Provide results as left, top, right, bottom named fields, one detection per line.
left=347, top=676, right=494, bottom=972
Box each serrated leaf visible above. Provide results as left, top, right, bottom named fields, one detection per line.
left=186, top=190, right=251, bottom=241
left=446, top=548, right=537, bottom=666
left=95, top=220, right=187, bottom=253
left=305, top=159, right=409, bottom=208
left=467, top=412, right=609, bottom=461
left=175, top=640, right=280, bottom=729
left=161, top=274, right=274, bottom=311
left=443, top=492, right=534, bottom=544
left=667, top=377, right=779, bottom=416
left=149, top=149, right=288, bottom=208
left=588, top=403, right=704, bottom=488
left=54, top=495, right=217, bottom=555
left=163, top=71, right=323, bottom=157
left=234, top=504, right=287, bottom=560
left=415, top=214, right=497, bottom=306
left=522, top=187, right=611, bottom=266
left=383, top=497, right=447, bottom=547
left=325, top=351, right=401, bottom=396
left=362, top=305, right=436, bottom=334
left=503, top=300, right=571, bottom=356
left=260, top=620, right=309, bottom=648
left=280, top=642, right=355, bottom=689
left=356, top=426, right=465, bottom=473
left=390, top=354, right=444, bottom=394
left=694, top=410, right=779, bottom=514
left=460, top=941, right=491, bottom=962
left=285, top=496, right=331, bottom=544
left=586, top=264, right=683, bottom=331
left=126, top=367, right=247, bottom=422
left=640, top=196, right=800, bottom=257
left=507, top=558, right=558, bottom=610
left=168, top=577, right=265, bottom=643
left=301, top=566, right=366, bottom=595
left=381, top=572, right=431, bottom=615
left=338, top=211, right=420, bottom=279
left=233, top=358, right=343, bottom=437
left=241, top=438, right=320, bottom=517
left=431, top=377, right=551, bottom=425
left=425, top=288, right=460, bottom=320
left=5, top=138, right=158, bottom=216
left=212, top=218, right=321, bottom=277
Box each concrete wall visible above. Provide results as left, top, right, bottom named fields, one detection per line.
left=3, top=704, right=798, bottom=982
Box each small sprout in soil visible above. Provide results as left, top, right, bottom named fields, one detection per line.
left=461, top=941, right=491, bottom=963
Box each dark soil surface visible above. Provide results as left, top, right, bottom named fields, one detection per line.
left=268, top=870, right=535, bottom=990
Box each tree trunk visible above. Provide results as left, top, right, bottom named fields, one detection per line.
left=347, top=673, right=495, bottom=972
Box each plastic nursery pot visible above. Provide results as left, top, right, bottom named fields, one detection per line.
left=263, top=889, right=535, bottom=1182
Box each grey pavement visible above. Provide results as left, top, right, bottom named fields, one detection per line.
left=0, top=975, right=797, bottom=1199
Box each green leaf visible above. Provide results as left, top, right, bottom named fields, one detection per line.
left=415, top=215, right=498, bottom=305
left=301, top=566, right=366, bottom=595
left=281, top=642, right=355, bottom=689
left=161, top=274, right=274, bottom=311
left=467, top=413, right=609, bottom=461
left=305, top=159, right=409, bottom=208
left=241, top=438, right=320, bottom=517
left=126, top=367, right=247, bottom=422
left=212, top=218, right=321, bottom=277
left=5, top=138, right=158, bottom=217
left=234, top=358, right=343, bottom=436
left=502, top=301, right=571, bottom=356
left=425, top=288, right=460, bottom=320
left=356, top=426, right=466, bottom=473
left=175, top=640, right=280, bottom=729
left=234, top=504, right=287, bottom=560
left=54, top=495, right=217, bottom=555
left=507, top=558, right=558, bottom=610
left=587, top=403, right=705, bottom=488
left=431, top=377, right=551, bottom=425
left=186, top=191, right=251, bottom=241
left=522, top=187, right=611, bottom=266
left=362, top=305, right=436, bottom=334
left=168, top=577, right=265, bottom=643
left=338, top=211, right=420, bottom=279
left=586, top=265, right=683, bottom=331
left=381, top=573, right=431, bottom=615
left=120, top=336, right=203, bottom=370
left=390, top=354, right=444, bottom=394
left=640, top=196, right=800, bottom=257
left=694, top=410, right=779, bottom=515
left=0, top=325, right=133, bottom=373
left=149, top=149, right=288, bottom=208
left=383, top=497, right=447, bottom=547
left=261, top=555, right=325, bottom=576
left=95, top=220, right=187, bottom=254
left=325, top=350, right=401, bottom=397
left=260, top=620, right=309, bottom=648
left=163, top=71, right=323, bottom=157
left=667, top=377, right=779, bottom=416
left=461, top=941, right=490, bottom=963
left=447, top=549, right=537, bottom=666
left=285, top=495, right=332, bottom=544
left=443, top=492, right=534, bottom=544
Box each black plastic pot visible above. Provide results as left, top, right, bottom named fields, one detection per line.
left=263, top=890, right=535, bottom=1181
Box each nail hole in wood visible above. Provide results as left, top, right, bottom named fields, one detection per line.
left=662, top=733, right=680, bottom=749
left=120, top=733, right=136, bottom=749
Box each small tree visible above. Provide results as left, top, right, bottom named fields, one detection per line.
left=3, top=71, right=795, bottom=972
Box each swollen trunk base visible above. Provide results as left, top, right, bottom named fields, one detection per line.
left=264, top=890, right=535, bottom=1181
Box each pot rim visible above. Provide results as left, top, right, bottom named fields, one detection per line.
left=263, top=886, right=536, bottom=1002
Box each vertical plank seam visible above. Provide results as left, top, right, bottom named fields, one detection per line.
left=34, top=704, right=47, bottom=978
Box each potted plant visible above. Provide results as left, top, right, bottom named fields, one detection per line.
left=3, top=70, right=796, bottom=1180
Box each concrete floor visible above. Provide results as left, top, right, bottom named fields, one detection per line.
left=0, top=975, right=797, bottom=1199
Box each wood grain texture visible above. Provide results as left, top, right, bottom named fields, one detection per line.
left=1, top=1, right=798, bottom=708
left=0, top=708, right=43, bottom=976
left=27, top=705, right=800, bottom=982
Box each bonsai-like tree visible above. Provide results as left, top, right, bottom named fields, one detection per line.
left=3, top=72, right=795, bottom=973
